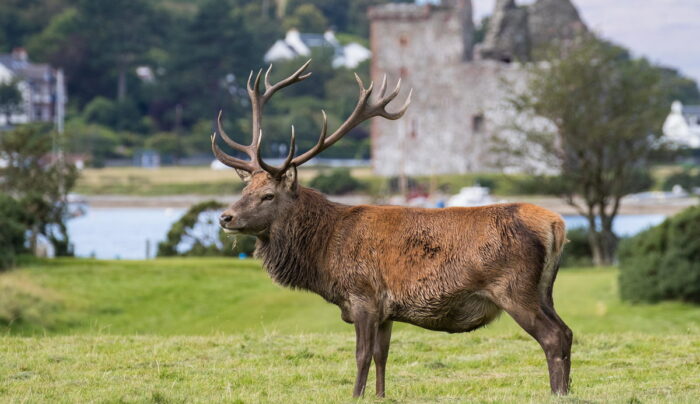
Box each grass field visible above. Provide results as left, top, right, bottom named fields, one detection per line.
left=74, top=166, right=375, bottom=196
left=1, top=259, right=699, bottom=402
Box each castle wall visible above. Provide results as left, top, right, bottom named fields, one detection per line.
left=369, top=4, right=527, bottom=176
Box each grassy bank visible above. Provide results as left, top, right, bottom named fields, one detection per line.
left=73, top=165, right=685, bottom=197
left=1, top=259, right=699, bottom=402
left=74, top=166, right=374, bottom=196
left=2, top=259, right=700, bottom=336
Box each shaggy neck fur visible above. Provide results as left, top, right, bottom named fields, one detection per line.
left=256, top=187, right=342, bottom=301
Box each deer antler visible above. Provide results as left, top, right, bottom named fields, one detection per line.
left=292, top=73, right=412, bottom=166
left=212, top=61, right=310, bottom=177
left=212, top=60, right=411, bottom=177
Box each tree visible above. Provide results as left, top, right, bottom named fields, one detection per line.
left=0, top=124, right=78, bottom=256
left=28, top=0, right=163, bottom=106
left=0, top=194, right=26, bottom=270
left=508, top=37, right=667, bottom=266
left=0, top=0, right=70, bottom=52
left=155, top=0, right=279, bottom=131
left=0, top=80, right=23, bottom=125
left=284, top=4, right=328, bottom=32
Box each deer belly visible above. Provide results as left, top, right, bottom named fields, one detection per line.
left=391, top=292, right=502, bottom=333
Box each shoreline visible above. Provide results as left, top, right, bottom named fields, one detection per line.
left=82, top=194, right=698, bottom=216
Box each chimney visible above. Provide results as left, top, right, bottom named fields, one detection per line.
left=12, top=47, right=28, bottom=62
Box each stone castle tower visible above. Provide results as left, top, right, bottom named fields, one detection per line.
left=368, top=0, right=586, bottom=175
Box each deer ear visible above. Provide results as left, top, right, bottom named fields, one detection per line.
left=235, top=168, right=252, bottom=183
left=283, top=164, right=298, bottom=192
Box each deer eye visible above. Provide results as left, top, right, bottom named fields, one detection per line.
left=261, top=194, right=275, bottom=201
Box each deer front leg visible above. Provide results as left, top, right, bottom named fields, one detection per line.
left=373, top=320, right=393, bottom=397
left=352, top=310, right=378, bottom=398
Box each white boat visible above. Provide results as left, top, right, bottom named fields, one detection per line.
left=446, top=186, right=496, bottom=207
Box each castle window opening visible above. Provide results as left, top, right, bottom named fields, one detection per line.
left=472, top=113, right=484, bottom=133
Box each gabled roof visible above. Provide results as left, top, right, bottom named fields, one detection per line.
left=0, top=54, right=52, bottom=81
left=683, top=105, right=700, bottom=118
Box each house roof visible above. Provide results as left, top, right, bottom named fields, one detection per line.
left=0, top=54, right=53, bottom=82
left=264, top=30, right=370, bottom=69
left=683, top=105, right=700, bottom=118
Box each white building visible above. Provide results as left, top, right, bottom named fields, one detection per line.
left=662, top=100, right=700, bottom=148
left=0, top=48, right=66, bottom=128
left=264, top=29, right=371, bottom=69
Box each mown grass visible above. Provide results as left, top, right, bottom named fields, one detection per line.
left=2, top=259, right=699, bottom=336
left=74, top=165, right=686, bottom=198
left=2, top=332, right=698, bottom=403
left=1, top=259, right=699, bottom=402
left=74, top=166, right=371, bottom=196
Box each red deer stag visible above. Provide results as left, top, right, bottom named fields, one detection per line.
left=213, top=61, right=572, bottom=398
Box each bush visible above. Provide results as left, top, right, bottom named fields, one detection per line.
left=309, top=168, right=363, bottom=195
left=560, top=227, right=593, bottom=267
left=0, top=195, right=26, bottom=270
left=618, top=205, right=700, bottom=304
left=506, top=175, right=570, bottom=196
left=662, top=168, right=700, bottom=192
left=157, top=200, right=256, bottom=257
left=0, top=274, right=63, bottom=329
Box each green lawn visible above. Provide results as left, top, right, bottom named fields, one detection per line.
left=1, top=259, right=699, bottom=402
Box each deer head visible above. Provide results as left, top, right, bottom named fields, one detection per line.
left=214, top=60, right=411, bottom=236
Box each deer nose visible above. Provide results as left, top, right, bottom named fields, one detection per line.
left=220, top=214, right=234, bottom=226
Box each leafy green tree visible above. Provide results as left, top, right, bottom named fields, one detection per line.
left=0, top=80, right=23, bottom=125
left=284, top=4, right=328, bottom=32
left=63, top=118, right=123, bottom=167
left=508, top=36, right=667, bottom=266
left=157, top=200, right=255, bottom=257
left=155, top=0, right=279, bottom=132
left=0, top=0, right=70, bottom=52
left=658, top=66, right=700, bottom=104
left=0, top=124, right=78, bottom=256
left=28, top=0, right=164, bottom=106
left=146, top=132, right=182, bottom=162
left=0, top=195, right=26, bottom=270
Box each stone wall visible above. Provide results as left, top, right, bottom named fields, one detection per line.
left=368, top=0, right=586, bottom=176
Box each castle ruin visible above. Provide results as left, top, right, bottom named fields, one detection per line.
left=368, top=0, right=587, bottom=175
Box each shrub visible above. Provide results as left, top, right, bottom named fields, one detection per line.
left=0, top=274, right=63, bottom=329
left=0, top=195, right=26, bottom=270
left=560, top=227, right=593, bottom=267
left=157, top=200, right=256, bottom=257
left=505, top=175, right=569, bottom=196
left=618, top=205, right=700, bottom=303
left=662, top=168, right=700, bottom=192
left=309, top=168, right=363, bottom=195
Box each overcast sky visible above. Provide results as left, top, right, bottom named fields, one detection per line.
left=473, top=0, right=700, bottom=84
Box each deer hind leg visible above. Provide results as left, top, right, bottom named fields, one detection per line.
left=501, top=300, right=572, bottom=395
left=373, top=320, right=393, bottom=397
left=352, top=310, right=379, bottom=398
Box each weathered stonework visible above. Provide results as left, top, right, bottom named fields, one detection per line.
left=368, top=0, right=586, bottom=176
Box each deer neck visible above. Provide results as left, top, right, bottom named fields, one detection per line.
left=256, top=187, right=342, bottom=300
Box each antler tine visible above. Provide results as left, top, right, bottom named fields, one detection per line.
left=292, top=74, right=411, bottom=166
left=264, top=64, right=273, bottom=92
left=246, top=70, right=254, bottom=92
left=254, top=69, right=262, bottom=94
left=378, top=74, right=388, bottom=97
left=217, top=110, right=250, bottom=155
left=380, top=77, right=402, bottom=106
left=261, top=59, right=312, bottom=104
left=257, top=126, right=296, bottom=178
left=303, top=110, right=328, bottom=161
left=211, top=132, right=255, bottom=172
left=381, top=88, right=413, bottom=120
